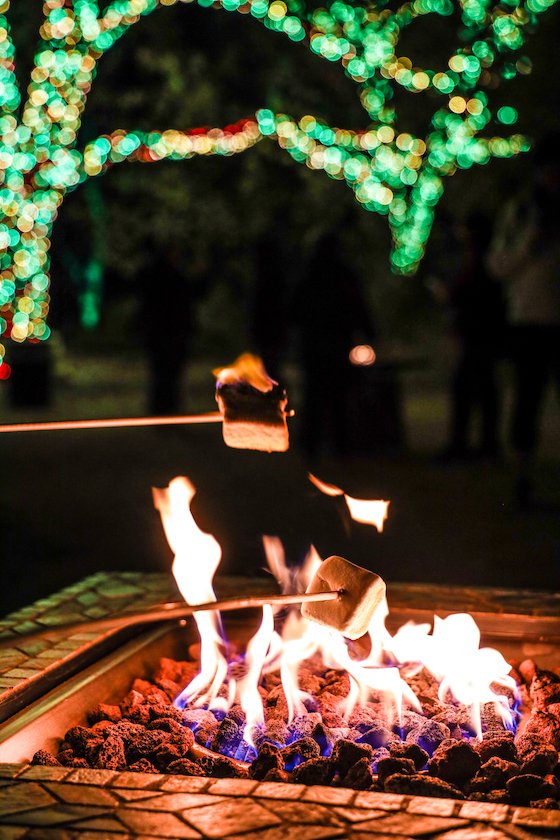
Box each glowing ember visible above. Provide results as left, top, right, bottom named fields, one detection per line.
left=309, top=473, right=390, bottom=532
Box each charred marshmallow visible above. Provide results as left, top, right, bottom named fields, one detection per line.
left=301, top=555, right=386, bottom=640
left=214, top=354, right=289, bottom=452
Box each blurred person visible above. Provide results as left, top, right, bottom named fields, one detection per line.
left=488, top=132, right=560, bottom=507
left=438, top=212, right=506, bottom=459
left=293, top=227, right=376, bottom=461
left=136, top=240, right=196, bottom=416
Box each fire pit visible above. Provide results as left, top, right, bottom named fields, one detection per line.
left=1, top=571, right=560, bottom=837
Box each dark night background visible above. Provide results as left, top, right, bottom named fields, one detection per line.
left=1, top=0, right=559, bottom=618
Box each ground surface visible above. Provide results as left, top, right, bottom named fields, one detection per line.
left=1, top=349, right=559, bottom=619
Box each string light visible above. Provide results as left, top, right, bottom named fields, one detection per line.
left=0, top=0, right=555, bottom=364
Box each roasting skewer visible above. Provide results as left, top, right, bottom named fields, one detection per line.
left=0, top=590, right=341, bottom=650
left=0, top=412, right=224, bottom=434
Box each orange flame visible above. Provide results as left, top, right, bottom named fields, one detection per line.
left=309, top=473, right=390, bottom=532
left=213, top=353, right=277, bottom=392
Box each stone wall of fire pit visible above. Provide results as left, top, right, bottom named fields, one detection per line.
left=1, top=573, right=560, bottom=838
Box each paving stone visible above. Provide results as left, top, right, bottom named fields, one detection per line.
left=331, top=807, right=385, bottom=823
left=4, top=804, right=109, bottom=826
left=253, top=781, right=306, bottom=800
left=352, top=834, right=415, bottom=840
left=68, top=815, right=129, bottom=833
left=512, top=807, right=560, bottom=830
left=354, top=813, right=466, bottom=835
left=182, top=796, right=281, bottom=838
left=0, top=764, right=26, bottom=779
left=112, top=772, right=165, bottom=789
left=45, top=781, right=120, bottom=807
left=458, top=802, right=510, bottom=823
left=354, top=792, right=407, bottom=812
left=0, top=677, right=23, bottom=687
left=226, top=827, right=346, bottom=840
left=498, top=824, right=553, bottom=840
left=67, top=833, right=128, bottom=840
left=0, top=781, right=56, bottom=815
left=116, top=789, right=160, bottom=802
left=126, top=793, right=227, bottom=811
left=65, top=769, right=117, bottom=786
left=0, top=827, right=28, bottom=839
left=407, top=797, right=458, bottom=817
left=25, top=829, right=75, bottom=840
left=206, top=778, right=258, bottom=796
left=159, top=777, right=210, bottom=794
left=436, top=827, right=510, bottom=839
left=261, top=800, right=346, bottom=828
left=20, top=767, right=71, bottom=782
left=302, top=786, right=356, bottom=806
left=117, top=808, right=201, bottom=838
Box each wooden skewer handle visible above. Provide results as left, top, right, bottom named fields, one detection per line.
left=0, top=591, right=340, bottom=649
left=0, top=412, right=224, bottom=434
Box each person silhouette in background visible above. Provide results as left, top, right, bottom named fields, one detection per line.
left=488, top=132, right=560, bottom=508
left=294, top=227, right=376, bottom=461
left=442, top=212, right=506, bottom=459
left=137, top=240, right=196, bottom=416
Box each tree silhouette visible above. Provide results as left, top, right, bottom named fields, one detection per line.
left=0, top=0, right=556, bottom=361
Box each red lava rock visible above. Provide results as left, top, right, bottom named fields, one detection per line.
left=262, top=767, right=290, bottom=783
left=469, top=789, right=510, bottom=803
left=280, top=737, right=320, bottom=768
left=57, top=749, right=75, bottom=766
left=95, top=733, right=127, bottom=771
left=147, top=703, right=184, bottom=722
left=406, top=719, right=451, bottom=755
left=476, top=732, right=517, bottom=764
left=87, top=703, right=122, bottom=725
left=113, top=720, right=148, bottom=746
left=64, top=726, right=93, bottom=757
left=515, top=734, right=558, bottom=775
left=530, top=798, right=560, bottom=810
left=199, top=753, right=248, bottom=779
left=167, top=757, right=206, bottom=776
left=519, top=659, right=538, bottom=684
left=468, top=757, right=519, bottom=793
left=126, top=729, right=170, bottom=762
left=291, top=756, right=335, bottom=785
left=385, top=772, right=465, bottom=799
left=90, top=720, right=115, bottom=737
left=530, top=669, right=560, bottom=710
left=124, top=705, right=151, bottom=725
left=70, top=758, right=90, bottom=769
left=389, top=741, right=429, bottom=770
left=377, top=756, right=416, bottom=785
left=153, top=743, right=184, bottom=770
left=507, top=773, right=559, bottom=806
left=331, top=739, right=373, bottom=776
left=429, top=740, right=481, bottom=786
left=31, top=749, right=61, bottom=766
left=121, top=689, right=145, bottom=712
left=248, top=743, right=283, bottom=780
left=211, top=718, right=241, bottom=757
left=356, top=722, right=391, bottom=749
left=341, top=756, right=376, bottom=790
left=523, top=706, right=560, bottom=750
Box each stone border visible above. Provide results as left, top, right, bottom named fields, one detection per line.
left=0, top=763, right=559, bottom=838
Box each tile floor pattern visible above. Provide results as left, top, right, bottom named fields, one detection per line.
left=0, top=764, right=559, bottom=839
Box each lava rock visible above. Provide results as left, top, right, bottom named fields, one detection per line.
left=377, top=757, right=416, bottom=786
left=385, top=772, right=464, bottom=799
left=248, top=743, right=283, bottom=780
left=211, top=718, right=242, bottom=757
left=331, top=739, right=373, bottom=776
left=515, top=734, right=559, bottom=775
left=507, top=773, right=559, bottom=806
left=406, top=719, right=451, bottom=756
left=476, top=732, right=517, bottom=764
left=356, top=722, right=391, bottom=749
left=95, top=733, right=127, bottom=771
left=530, top=798, right=560, bottom=810
left=530, top=669, right=560, bottom=710
left=341, top=756, right=376, bottom=790
left=291, top=756, right=335, bottom=785
left=389, top=741, right=429, bottom=770
left=87, top=704, right=122, bottom=725
left=429, top=741, right=481, bottom=786
left=31, top=749, right=61, bottom=766
left=167, top=757, right=206, bottom=776
left=468, top=757, right=519, bottom=793
left=280, top=737, right=320, bottom=770
left=524, top=706, right=560, bottom=750
left=124, top=705, right=151, bottom=725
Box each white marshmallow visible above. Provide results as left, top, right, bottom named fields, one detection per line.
left=301, top=555, right=386, bottom=639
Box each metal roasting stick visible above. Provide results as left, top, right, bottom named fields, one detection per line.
left=0, top=412, right=224, bottom=434
left=0, top=591, right=341, bottom=649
